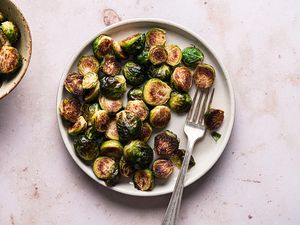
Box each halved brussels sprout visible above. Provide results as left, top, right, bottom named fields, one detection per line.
left=119, top=157, right=134, bottom=178
left=0, top=12, right=6, bottom=23
left=182, top=46, right=204, bottom=67
left=149, top=46, right=168, bottom=65
left=148, top=64, right=171, bottom=81
left=82, top=72, right=99, bottom=89
left=133, top=169, right=154, bottom=191
left=149, top=106, right=171, bottom=129
left=143, top=78, right=172, bottom=106
left=82, top=103, right=100, bottom=126
left=91, top=110, right=110, bottom=132
left=166, top=44, right=182, bottom=66
left=154, top=130, right=179, bottom=156
left=124, top=140, right=153, bottom=169
left=59, top=98, right=82, bottom=122
left=170, top=149, right=195, bottom=169
left=68, top=116, right=87, bottom=135
left=105, top=119, right=119, bottom=140
left=100, top=54, right=120, bottom=76
left=127, top=87, right=143, bottom=101
left=135, top=47, right=149, bottom=65
left=99, top=140, right=123, bottom=160
left=64, top=72, right=84, bottom=95
left=139, top=122, right=152, bottom=142
left=99, top=96, right=123, bottom=114
left=93, top=156, right=118, bottom=181
left=171, top=66, right=193, bottom=92
left=93, top=35, right=113, bottom=60
left=120, top=33, right=145, bottom=54
left=152, top=159, right=174, bottom=179
left=122, top=61, right=145, bottom=86
left=125, top=100, right=149, bottom=121
left=112, top=40, right=127, bottom=59
left=0, top=21, right=19, bottom=44
left=204, top=108, right=224, bottom=130
left=116, top=110, right=142, bottom=141
left=77, top=55, right=100, bottom=75
left=0, top=46, right=21, bottom=74
left=168, top=91, right=192, bottom=113
left=85, top=126, right=103, bottom=142
left=146, top=28, right=166, bottom=46
left=84, top=81, right=100, bottom=102
left=193, top=64, right=215, bottom=89
left=100, top=75, right=127, bottom=100
left=74, top=135, right=99, bottom=164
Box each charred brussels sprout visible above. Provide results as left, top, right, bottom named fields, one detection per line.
left=0, top=12, right=6, bottom=23
left=120, top=33, right=145, bottom=54
left=168, top=91, right=192, bottom=113
left=112, top=40, right=127, bottom=59
left=149, top=46, right=168, bottom=65
left=133, top=169, right=154, bottom=191
left=84, top=81, right=100, bottom=102
left=77, top=55, right=100, bottom=75
left=182, top=46, right=204, bottom=67
left=82, top=103, right=100, bottom=126
left=92, top=35, right=113, bottom=60
left=166, top=44, right=182, bottom=66
left=127, top=87, right=143, bottom=101
left=59, top=98, right=82, bottom=122
left=135, top=47, right=149, bottom=65
left=171, top=66, right=193, bottom=92
left=0, top=46, right=21, bottom=74
left=100, top=75, right=127, bottom=100
left=0, top=21, right=19, bottom=44
left=152, top=159, right=174, bottom=179
left=139, top=122, right=152, bottom=142
left=99, top=140, right=123, bottom=160
left=125, top=100, right=149, bottom=121
left=146, top=28, right=166, bottom=46
left=204, top=108, right=224, bottom=130
left=116, top=110, right=142, bottom=141
left=99, top=96, right=123, bottom=114
left=124, top=140, right=153, bottom=169
left=194, top=64, right=215, bottom=89
left=82, top=72, right=99, bottom=89
left=154, top=130, right=179, bottom=156
left=149, top=106, right=171, bottom=129
left=74, top=135, right=99, bottom=164
left=100, top=54, right=120, bottom=76
left=122, top=61, right=145, bottom=86
left=64, top=72, right=84, bottom=95
left=143, top=78, right=172, bottom=106
left=91, top=110, right=110, bottom=132
left=170, top=149, right=195, bottom=169
left=93, top=156, right=119, bottom=183
left=119, top=157, right=134, bottom=177
left=147, top=64, right=171, bottom=81
left=68, top=116, right=87, bottom=135
left=105, top=120, right=119, bottom=140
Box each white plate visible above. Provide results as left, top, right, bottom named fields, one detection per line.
left=56, top=18, right=235, bottom=197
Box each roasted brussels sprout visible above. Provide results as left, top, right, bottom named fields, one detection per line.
left=182, top=46, right=204, bottom=67
left=149, top=46, right=168, bottom=65
left=147, top=64, right=171, bottom=81
left=139, top=122, right=152, bottom=142
left=204, top=108, right=224, bottom=130
left=135, top=47, right=149, bottom=65
left=149, top=106, right=171, bottom=129
left=82, top=72, right=99, bottom=89
left=120, top=33, right=145, bottom=54
left=0, top=29, right=10, bottom=47
left=100, top=75, right=127, bottom=100
left=166, top=44, right=182, bottom=66
left=68, top=116, right=87, bottom=135
left=93, top=156, right=119, bottom=182
left=100, top=54, right=120, bottom=76
left=133, top=169, right=154, bottom=191
left=143, top=78, right=172, bottom=106
left=168, top=91, right=192, bottom=113
left=99, top=140, right=123, bottom=160
left=74, top=135, right=99, bottom=164
left=91, top=110, right=110, bottom=132
left=122, top=61, right=145, bottom=86
left=64, top=72, right=84, bottom=95
left=154, top=130, right=179, bottom=156
left=193, top=64, right=215, bottom=89
left=99, top=96, right=123, bottom=114
left=170, top=149, right=195, bottom=169
left=171, top=66, right=193, bottom=92
left=0, top=46, right=21, bottom=74
left=124, top=140, right=153, bottom=169
left=119, top=157, right=134, bottom=177
left=0, top=12, right=6, bottom=23
left=152, top=159, right=174, bottom=179
left=84, top=81, right=100, bottom=102
left=0, top=21, right=19, bottom=44
left=112, top=40, right=127, bottom=59
left=59, top=98, right=82, bottom=122
left=93, top=35, right=113, bottom=60
left=125, top=100, right=149, bottom=121
left=116, top=110, right=142, bottom=141
left=77, top=55, right=100, bottom=75
left=85, top=126, right=103, bottom=141
left=82, top=103, right=100, bottom=126
left=127, top=87, right=143, bottom=101
left=146, top=28, right=166, bottom=46
left=105, top=119, right=119, bottom=140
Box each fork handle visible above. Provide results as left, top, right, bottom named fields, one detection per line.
left=162, top=140, right=195, bottom=225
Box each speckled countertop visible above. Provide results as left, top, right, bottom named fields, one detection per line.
left=0, top=0, right=299, bottom=225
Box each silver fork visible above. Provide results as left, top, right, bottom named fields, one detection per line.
left=162, top=87, right=215, bottom=225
